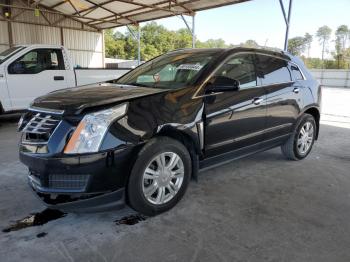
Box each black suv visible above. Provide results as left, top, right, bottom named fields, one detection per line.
left=19, top=48, right=321, bottom=215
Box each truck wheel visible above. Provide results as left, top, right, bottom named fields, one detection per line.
left=281, top=113, right=316, bottom=160
left=127, top=136, right=192, bottom=216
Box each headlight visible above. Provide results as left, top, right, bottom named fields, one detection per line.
left=17, top=114, right=25, bottom=131
left=64, top=103, right=128, bottom=154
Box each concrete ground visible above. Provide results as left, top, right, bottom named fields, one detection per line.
left=0, top=88, right=350, bottom=262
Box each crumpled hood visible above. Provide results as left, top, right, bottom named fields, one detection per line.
left=31, top=83, right=169, bottom=115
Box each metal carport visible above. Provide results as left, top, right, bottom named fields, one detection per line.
left=0, top=0, right=293, bottom=65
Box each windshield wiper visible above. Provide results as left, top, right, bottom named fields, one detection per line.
left=121, top=82, right=148, bottom=87
left=117, top=82, right=165, bottom=89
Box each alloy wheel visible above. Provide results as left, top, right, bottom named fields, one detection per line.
left=142, top=152, right=184, bottom=205
left=297, top=121, right=314, bottom=155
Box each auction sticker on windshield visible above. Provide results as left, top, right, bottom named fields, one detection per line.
left=177, top=63, right=203, bottom=71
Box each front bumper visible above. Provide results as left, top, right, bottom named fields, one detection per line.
left=20, top=147, right=135, bottom=212
left=31, top=187, right=126, bottom=213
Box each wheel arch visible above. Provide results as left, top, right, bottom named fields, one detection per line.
left=155, top=127, right=200, bottom=181
left=303, top=106, right=320, bottom=140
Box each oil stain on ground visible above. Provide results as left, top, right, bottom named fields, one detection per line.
left=115, top=214, right=147, bottom=226
left=2, top=209, right=66, bottom=233
left=36, top=232, right=48, bottom=238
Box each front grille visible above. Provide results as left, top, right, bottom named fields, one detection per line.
left=21, top=112, right=61, bottom=144
left=29, top=171, right=90, bottom=192
left=48, top=174, right=90, bottom=191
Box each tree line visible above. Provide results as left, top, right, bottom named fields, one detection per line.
left=105, top=22, right=234, bottom=61
left=288, top=25, right=350, bottom=69
left=105, top=22, right=350, bottom=69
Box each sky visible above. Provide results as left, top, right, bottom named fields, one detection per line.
left=116, top=0, right=350, bottom=58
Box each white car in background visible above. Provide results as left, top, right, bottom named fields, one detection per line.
left=0, top=44, right=129, bottom=114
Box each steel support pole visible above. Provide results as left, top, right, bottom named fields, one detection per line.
left=279, top=0, right=293, bottom=51
left=284, top=0, right=293, bottom=51
left=101, top=29, right=105, bottom=68
left=192, top=14, right=196, bottom=48
left=279, top=0, right=288, bottom=25
left=7, top=22, right=13, bottom=47
left=137, top=25, right=141, bottom=65
left=127, top=25, right=141, bottom=65
left=181, top=14, right=195, bottom=48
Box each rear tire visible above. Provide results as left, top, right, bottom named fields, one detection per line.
left=127, top=136, right=191, bottom=216
left=281, top=114, right=316, bottom=160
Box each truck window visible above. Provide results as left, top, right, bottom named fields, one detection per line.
left=0, top=46, right=25, bottom=64
left=256, top=54, right=291, bottom=85
left=8, top=49, right=64, bottom=74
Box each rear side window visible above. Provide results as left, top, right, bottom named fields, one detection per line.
left=256, top=54, right=291, bottom=85
left=291, top=65, right=304, bottom=80
left=8, top=49, right=64, bottom=74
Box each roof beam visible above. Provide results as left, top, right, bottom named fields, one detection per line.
left=31, top=0, right=45, bottom=7
left=71, top=0, right=115, bottom=16
left=52, top=15, right=68, bottom=26
left=68, top=0, right=81, bottom=16
left=40, top=10, right=52, bottom=25
left=88, top=0, right=193, bottom=24
left=36, top=2, right=103, bottom=31
left=0, top=2, right=113, bottom=30
left=11, top=9, right=27, bottom=20
left=96, top=0, right=200, bottom=25
left=121, top=0, right=197, bottom=17
left=0, top=17, right=99, bottom=32
left=83, top=0, right=136, bottom=24
left=50, top=1, right=67, bottom=9
left=170, top=0, right=194, bottom=15
left=11, top=0, right=42, bottom=20
left=90, top=0, right=197, bottom=27
left=55, top=0, right=136, bottom=26
left=81, top=7, right=97, bottom=17
left=114, top=0, right=188, bottom=16
left=9, top=0, right=252, bottom=30
left=41, top=3, right=123, bottom=30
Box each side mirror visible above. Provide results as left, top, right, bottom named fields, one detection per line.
left=206, top=76, right=240, bottom=93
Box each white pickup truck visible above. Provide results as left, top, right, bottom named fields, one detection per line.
left=0, top=44, right=130, bottom=114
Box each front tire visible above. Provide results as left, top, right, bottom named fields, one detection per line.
left=281, top=114, right=316, bottom=160
left=127, top=137, right=192, bottom=216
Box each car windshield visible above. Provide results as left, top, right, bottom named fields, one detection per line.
left=0, top=46, right=24, bottom=64
left=115, top=51, right=216, bottom=89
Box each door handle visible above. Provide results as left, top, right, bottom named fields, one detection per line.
left=252, top=97, right=264, bottom=105
left=54, top=76, right=64, bottom=81
left=293, top=87, right=300, bottom=94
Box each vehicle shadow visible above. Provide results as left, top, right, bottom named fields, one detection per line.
left=0, top=113, right=21, bottom=126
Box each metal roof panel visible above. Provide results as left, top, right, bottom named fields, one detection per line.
left=36, top=0, right=251, bottom=29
